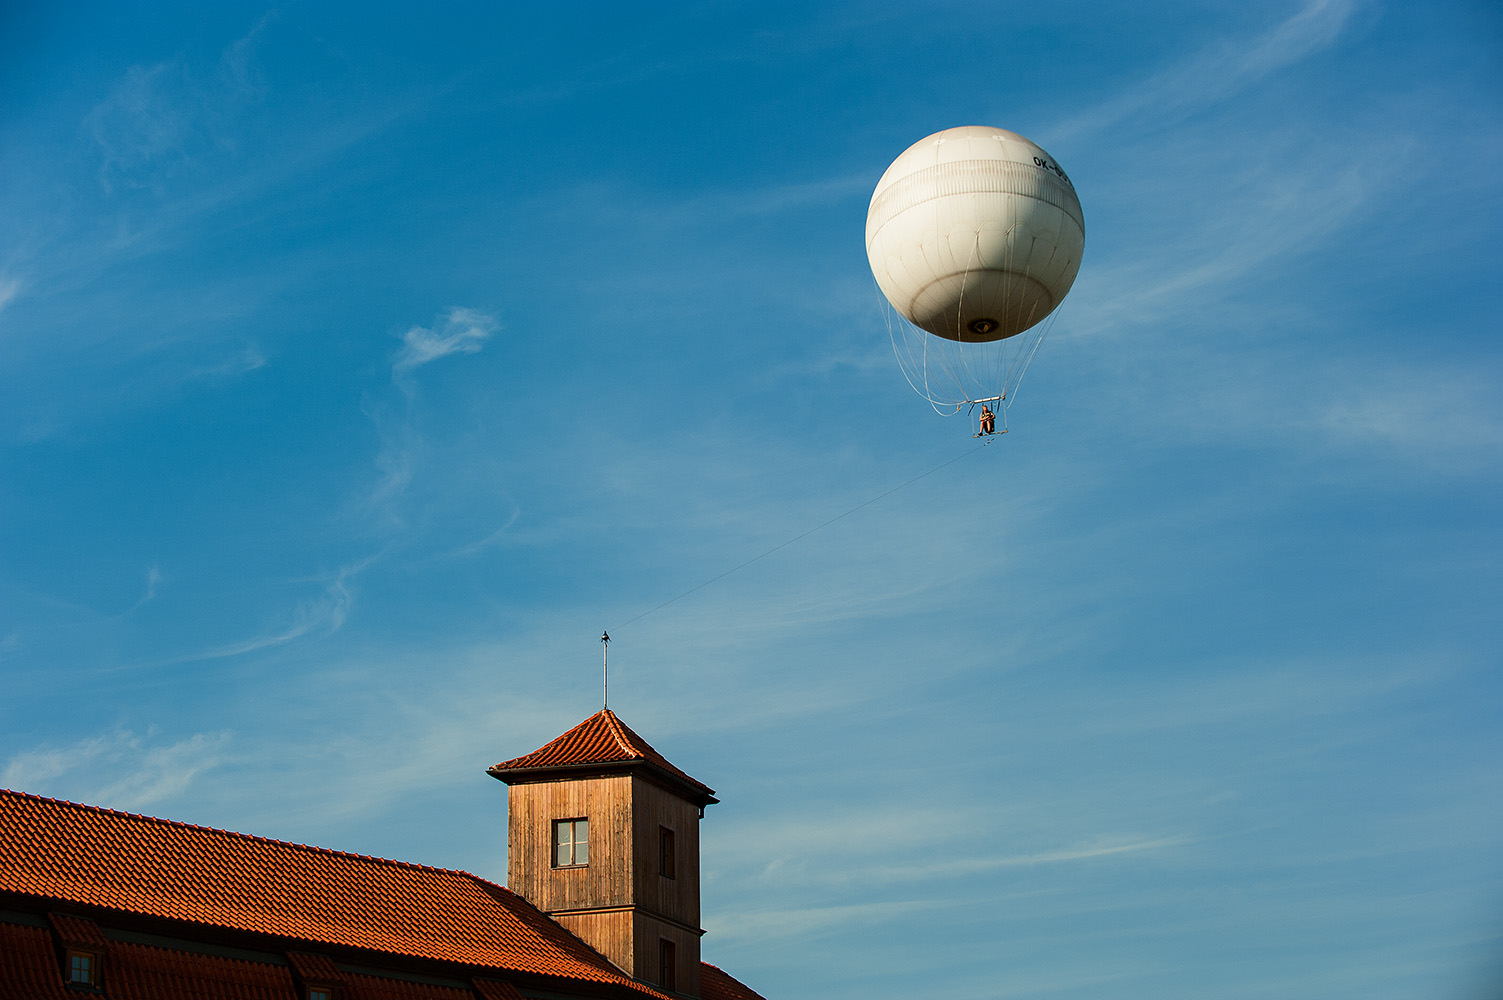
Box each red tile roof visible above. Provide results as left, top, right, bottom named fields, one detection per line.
left=287, top=949, right=342, bottom=983
left=0, top=921, right=297, bottom=1000
left=701, top=962, right=770, bottom=1000
left=470, top=979, right=526, bottom=1000
left=46, top=911, right=107, bottom=949
left=487, top=710, right=717, bottom=806
left=0, top=922, right=75, bottom=999
left=1, top=919, right=499, bottom=1000
left=330, top=967, right=476, bottom=999
left=0, top=789, right=669, bottom=994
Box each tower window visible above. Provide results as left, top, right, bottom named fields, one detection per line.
left=659, top=826, right=676, bottom=879
left=553, top=818, right=589, bottom=867
left=658, top=938, right=677, bottom=990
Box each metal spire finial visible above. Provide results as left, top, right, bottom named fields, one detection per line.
left=601, top=631, right=610, bottom=708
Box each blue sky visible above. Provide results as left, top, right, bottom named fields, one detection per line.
left=2, top=2, right=1501, bottom=997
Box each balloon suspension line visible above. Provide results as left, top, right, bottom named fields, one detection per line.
left=880, top=230, right=1063, bottom=419
left=609, top=439, right=997, bottom=635
left=879, top=278, right=962, bottom=415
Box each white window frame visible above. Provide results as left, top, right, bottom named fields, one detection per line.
left=553, top=817, right=589, bottom=868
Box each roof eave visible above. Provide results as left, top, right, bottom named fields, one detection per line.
left=486, top=760, right=719, bottom=808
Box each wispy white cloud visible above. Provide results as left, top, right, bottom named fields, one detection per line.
left=0, top=276, right=21, bottom=316
left=393, top=307, right=497, bottom=372
left=187, top=345, right=267, bottom=379
left=867, top=836, right=1192, bottom=884
left=159, top=658, right=583, bottom=843
left=352, top=306, right=501, bottom=533
left=1051, top=0, right=1360, bottom=142
left=1024, top=3, right=1384, bottom=388
left=81, top=14, right=277, bottom=193
left=687, top=171, right=873, bottom=220
left=1067, top=140, right=1392, bottom=345
left=111, top=564, right=164, bottom=619
left=0, top=11, right=425, bottom=390
left=1310, top=367, right=1503, bottom=473
left=217, top=13, right=275, bottom=106
left=707, top=897, right=948, bottom=943
left=2, top=729, right=230, bottom=812
left=189, top=558, right=372, bottom=662
left=705, top=781, right=1193, bottom=906
left=142, top=565, right=162, bottom=602
left=84, top=63, right=193, bottom=193
left=356, top=394, right=417, bottom=529
left=438, top=508, right=524, bottom=560
left=96, top=732, right=232, bottom=809
left=704, top=835, right=1188, bottom=945
left=1145, top=351, right=1503, bottom=479
left=1074, top=296, right=1503, bottom=475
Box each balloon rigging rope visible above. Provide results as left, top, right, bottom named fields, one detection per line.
left=1002, top=231, right=1035, bottom=404
left=879, top=227, right=1060, bottom=416
left=996, top=230, right=1058, bottom=413
left=609, top=437, right=996, bottom=633
left=1007, top=303, right=1059, bottom=412
left=880, top=286, right=962, bottom=414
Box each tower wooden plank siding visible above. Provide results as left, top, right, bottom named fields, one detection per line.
left=489, top=710, right=719, bottom=997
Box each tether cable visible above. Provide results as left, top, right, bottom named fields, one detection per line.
left=610, top=437, right=996, bottom=633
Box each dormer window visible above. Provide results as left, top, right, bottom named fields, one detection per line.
left=48, top=914, right=108, bottom=991
left=553, top=818, right=588, bottom=867
left=286, top=949, right=340, bottom=998
left=68, top=950, right=98, bottom=986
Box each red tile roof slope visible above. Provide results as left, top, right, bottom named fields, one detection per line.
left=0, top=789, right=667, bottom=995
left=0, top=920, right=494, bottom=1000
left=701, top=962, right=769, bottom=1000
left=46, top=911, right=108, bottom=949
left=0, top=920, right=296, bottom=1000
left=287, top=950, right=342, bottom=983
left=333, top=968, right=476, bottom=999
left=470, top=979, right=526, bottom=1000
left=0, top=922, right=74, bottom=1000
left=92, top=939, right=303, bottom=1000
left=488, top=710, right=715, bottom=800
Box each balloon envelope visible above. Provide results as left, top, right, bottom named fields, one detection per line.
left=866, top=126, right=1085, bottom=343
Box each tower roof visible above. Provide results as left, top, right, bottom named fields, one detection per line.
left=487, top=710, right=718, bottom=808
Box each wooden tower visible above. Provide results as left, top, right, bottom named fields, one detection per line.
left=487, top=710, right=718, bottom=996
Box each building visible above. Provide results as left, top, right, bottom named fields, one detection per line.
left=0, top=710, right=765, bottom=1000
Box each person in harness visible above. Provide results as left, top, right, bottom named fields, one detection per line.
left=978, top=404, right=996, bottom=436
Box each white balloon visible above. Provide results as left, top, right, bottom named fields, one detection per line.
left=866, top=126, right=1085, bottom=343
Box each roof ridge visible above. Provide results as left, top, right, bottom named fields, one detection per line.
left=601, top=709, right=641, bottom=760
left=0, top=788, right=480, bottom=881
